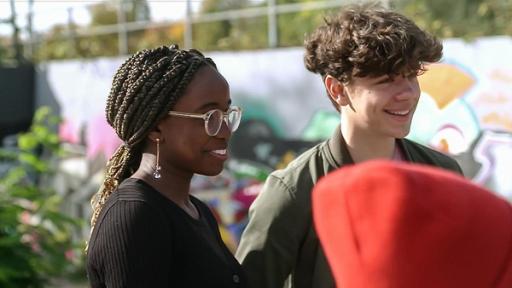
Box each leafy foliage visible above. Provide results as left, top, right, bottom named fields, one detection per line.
left=35, top=0, right=153, bottom=61
left=391, top=0, right=512, bottom=39
left=134, top=25, right=185, bottom=52
left=0, top=39, right=7, bottom=65
left=24, top=0, right=512, bottom=61
left=193, top=0, right=268, bottom=51
left=0, top=107, right=84, bottom=287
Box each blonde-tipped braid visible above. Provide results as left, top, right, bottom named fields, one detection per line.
left=90, top=144, right=131, bottom=229
left=88, top=45, right=217, bottom=243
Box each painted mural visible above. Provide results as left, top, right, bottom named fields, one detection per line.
left=37, top=37, right=512, bottom=248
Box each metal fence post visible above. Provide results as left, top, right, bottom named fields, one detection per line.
left=27, top=0, right=34, bottom=59
left=9, top=0, right=23, bottom=63
left=117, top=1, right=128, bottom=56
left=184, top=0, right=193, bottom=49
left=267, top=0, right=278, bottom=48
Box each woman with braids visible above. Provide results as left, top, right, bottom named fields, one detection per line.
left=236, top=3, right=463, bottom=288
left=86, top=44, right=246, bottom=288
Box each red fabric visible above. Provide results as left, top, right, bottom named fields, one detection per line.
left=312, top=160, right=512, bottom=288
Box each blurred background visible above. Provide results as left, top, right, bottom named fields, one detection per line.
left=1, top=0, right=511, bottom=286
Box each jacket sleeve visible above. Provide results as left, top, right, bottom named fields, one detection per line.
left=236, top=174, right=308, bottom=288
left=433, top=151, right=464, bottom=176
left=451, top=159, right=464, bottom=176
left=404, top=139, right=465, bottom=177
left=87, top=201, right=172, bottom=287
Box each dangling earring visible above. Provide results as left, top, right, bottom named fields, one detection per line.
left=153, top=138, right=162, bottom=179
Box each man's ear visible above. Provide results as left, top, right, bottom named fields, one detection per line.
left=324, top=75, right=349, bottom=107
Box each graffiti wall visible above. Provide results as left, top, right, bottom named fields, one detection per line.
left=410, top=36, right=512, bottom=199
left=36, top=37, right=512, bottom=248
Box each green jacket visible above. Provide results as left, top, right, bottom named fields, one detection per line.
left=236, top=127, right=463, bottom=288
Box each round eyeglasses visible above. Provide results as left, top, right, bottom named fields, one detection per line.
left=168, top=106, right=242, bottom=137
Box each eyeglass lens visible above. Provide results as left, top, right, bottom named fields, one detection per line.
left=227, top=109, right=241, bottom=132
left=206, top=108, right=241, bottom=136
left=206, top=110, right=221, bottom=136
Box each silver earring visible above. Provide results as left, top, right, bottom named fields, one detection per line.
left=153, top=138, right=161, bottom=179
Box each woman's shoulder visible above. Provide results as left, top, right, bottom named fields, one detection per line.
left=87, top=183, right=173, bottom=257
left=189, top=195, right=214, bottom=218
left=93, top=179, right=172, bottom=232
left=114, top=177, right=158, bottom=201
left=110, top=178, right=180, bottom=209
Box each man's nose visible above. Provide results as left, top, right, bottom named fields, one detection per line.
left=394, top=76, right=419, bottom=100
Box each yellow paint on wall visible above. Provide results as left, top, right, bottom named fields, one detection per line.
left=482, top=112, right=512, bottom=132
left=419, top=64, right=475, bottom=109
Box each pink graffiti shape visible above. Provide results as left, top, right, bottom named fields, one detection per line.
left=86, top=114, right=122, bottom=160
left=58, top=118, right=80, bottom=144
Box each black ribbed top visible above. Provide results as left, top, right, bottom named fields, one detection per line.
left=86, top=178, right=246, bottom=288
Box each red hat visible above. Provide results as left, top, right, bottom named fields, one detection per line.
left=312, top=160, right=512, bottom=288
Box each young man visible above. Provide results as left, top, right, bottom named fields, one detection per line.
left=236, top=4, right=463, bottom=288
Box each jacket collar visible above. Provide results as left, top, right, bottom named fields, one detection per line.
left=397, top=137, right=414, bottom=161
left=326, top=126, right=354, bottom=167
left=326, top=125, right=412, bottom=167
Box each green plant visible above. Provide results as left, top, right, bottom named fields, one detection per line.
left=0, top=107, right=84, bottom=287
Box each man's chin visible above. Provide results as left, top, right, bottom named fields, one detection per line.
left=392, top=128, right=411, bottom=139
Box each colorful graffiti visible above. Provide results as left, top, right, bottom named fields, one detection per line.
left=410, top=37, right=512, bottom=200
left=36, top=36, right=512, bottom=247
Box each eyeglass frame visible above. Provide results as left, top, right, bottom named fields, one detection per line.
left=167, top=106, right=242, bottom=137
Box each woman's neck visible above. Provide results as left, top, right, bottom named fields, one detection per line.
left=131, top=153, right=197, bottom=218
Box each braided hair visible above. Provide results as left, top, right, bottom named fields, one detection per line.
left=90, top=44, right=216, bottom=231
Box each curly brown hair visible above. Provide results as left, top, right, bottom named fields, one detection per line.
left=304, top=3, right=443, bottom=84
left=89, top=45, right=216, bottom=235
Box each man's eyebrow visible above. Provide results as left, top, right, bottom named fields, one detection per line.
left=373, top=75, right=391, bottom=84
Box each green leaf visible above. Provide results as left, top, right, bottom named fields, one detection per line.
left=17, top=134, right=38, bottom=151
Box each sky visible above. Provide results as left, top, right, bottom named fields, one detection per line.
left=0, top=0, right=203, bottom=37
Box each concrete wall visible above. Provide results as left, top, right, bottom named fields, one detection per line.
left=36, top=37, right=512, bottom=243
